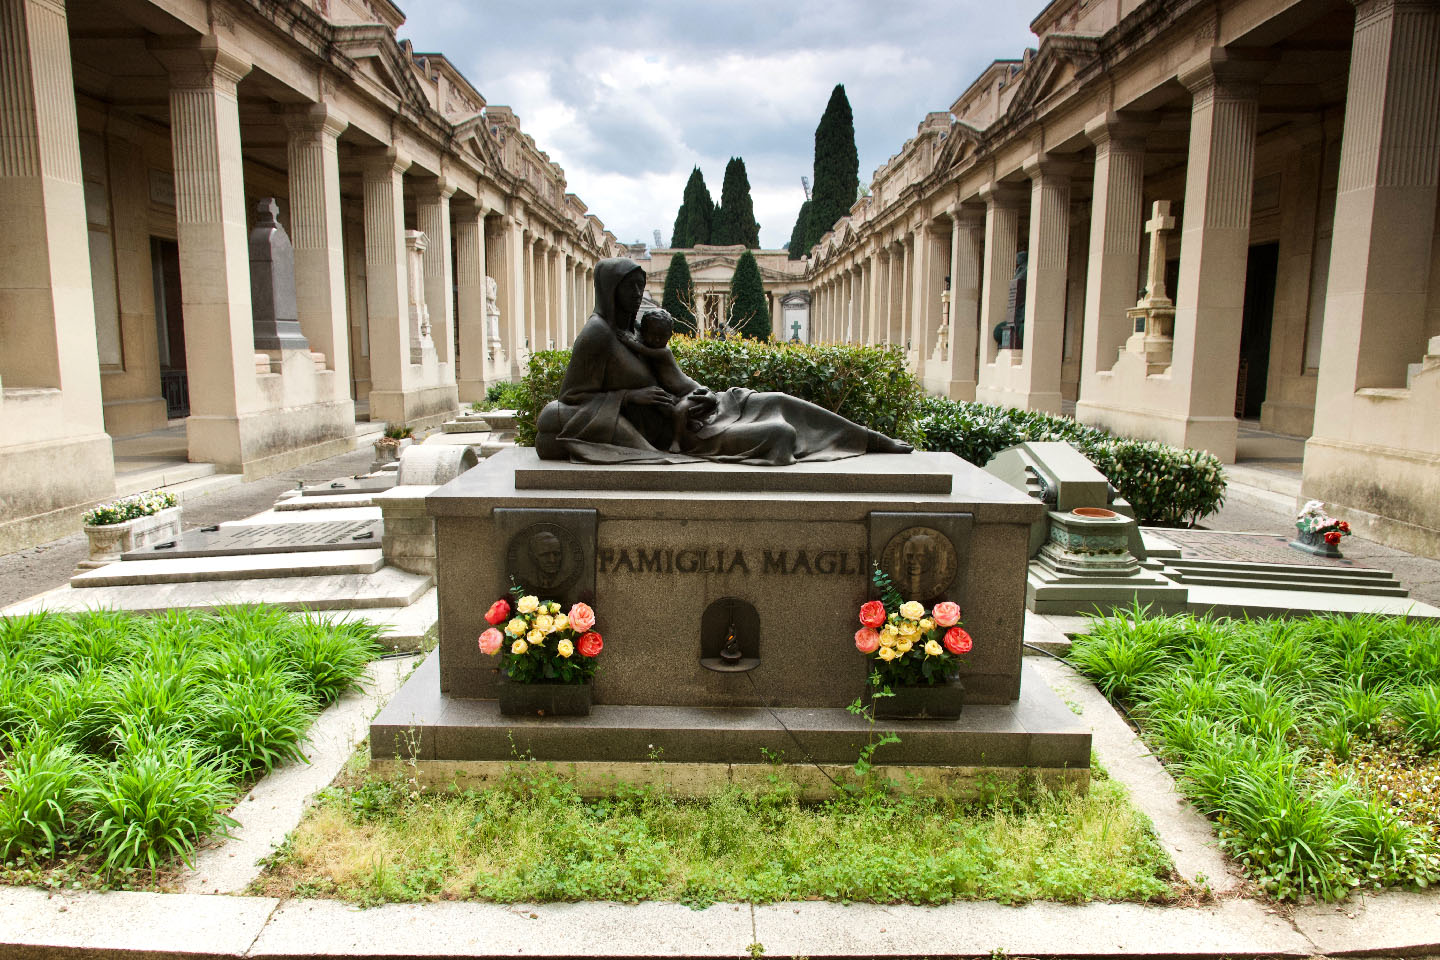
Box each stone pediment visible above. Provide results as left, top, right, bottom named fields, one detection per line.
left=1006, top=34, right=1100, bottom=117
left=334, top=27, right=441, bottom=122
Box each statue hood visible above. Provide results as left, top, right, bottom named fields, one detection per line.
left=593, top=257, right=645, bottom=332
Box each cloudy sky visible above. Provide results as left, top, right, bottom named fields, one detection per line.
left=398, top=2, right=1038, bottom=250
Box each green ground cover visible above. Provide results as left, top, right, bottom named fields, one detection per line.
left=252, top=760, right=1177, bottom=906
left=1069, top=610, right=1440, bottom=900
left=0, top=607, right=379, bottom=883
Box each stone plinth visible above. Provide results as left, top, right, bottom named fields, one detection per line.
left=427, top=447, right=1043, bottom=709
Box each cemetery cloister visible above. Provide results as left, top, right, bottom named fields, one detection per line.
left=2, top=0, right=1439, bottom=562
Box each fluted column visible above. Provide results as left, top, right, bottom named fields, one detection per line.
left=0, top=0, right=115, bottom=522
left=1081, top=115, right=1151, bottom=391
left=1170, top=52, right=1265, bottom=459
left=943, top=205, right=985, bottom=399
left=1019, top=155, right=1074, bottom=412
left=978, top=182, right=1023, bottom=365
left=152, top=36, right=261, bottom=465
left=870, top=248, right=889, bottom=345
left=416, top=180, right=455, bottom=369
left=521, top=230, right=536, bottom=353
left=454, top=201, right=489, bottom=401
left=492, top=215, right=526, bottom=378
left=556, top=251, right=571, bottom=346
left=360, top=147, right=412, bottom=418
left=285, top=104, right=348, bottom=379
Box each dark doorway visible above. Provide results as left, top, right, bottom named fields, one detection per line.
left=150, top=238, right=189, bottom=419
left=1236, top=242, right=1279, bottom=420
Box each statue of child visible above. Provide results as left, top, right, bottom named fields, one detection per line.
left=619, top=309, right=711, bottom=452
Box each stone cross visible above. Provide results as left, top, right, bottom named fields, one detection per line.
left=1142, top=200, right=1177, bottom=305
left=791, top=319, right=801, bottom=342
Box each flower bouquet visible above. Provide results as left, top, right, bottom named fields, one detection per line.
left=478, top=586, right=602, bottom=716
left=853, top=566, right=972, bottom=719
left=1292, top=500, right=1351, bottom=557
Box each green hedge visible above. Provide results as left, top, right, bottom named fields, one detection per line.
left=914, top=396, right=1226, bottom=527
left=513, top=339, right=1225, bottom=527
left=515, top=338, right=924, bottom=447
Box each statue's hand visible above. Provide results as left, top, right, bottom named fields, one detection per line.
left=625, top=386, right=675, bottom=408
left=616, top=330, right=642, bottom=352
left=685, top=388, right=718, bottom=420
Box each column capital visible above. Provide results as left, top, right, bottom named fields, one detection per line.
left=149, top=35, right=252, bottom=90
left=454, top=197, right=489, bottom=219
left=284, top=102, right=348, bottom=141
left=1178, top=49, right=1270, bottom=100
left=948, top=202, right=986, bottom=227
left=1083, top=111, right=1155, bottom=150
left=1022, top=152, right=1078, bottom=180
left=415, top=177, right=457, bottom=203
left=360, top=145, right=410, bottom=179
left=978, top=180, right=1026, bottom=207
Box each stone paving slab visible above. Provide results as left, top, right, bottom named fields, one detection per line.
left=1159, top=528, right=1380, bottom=569
left=71, top=550, right=385, bottom=587
left=182, top=655, right=419, bottom=894
left=752, top=899, right=1311, bottom=958
left=250, top=900, right=756, bottom=959
left=1292, top=888, right=1440, bottom=956
left=0, top=885, right=280, bottom=959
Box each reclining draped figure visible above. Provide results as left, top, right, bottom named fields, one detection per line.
left=536, top=257, right=913, bottom=465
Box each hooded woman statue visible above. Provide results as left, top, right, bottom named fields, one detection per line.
left=535, top=257, right=911, bottom=465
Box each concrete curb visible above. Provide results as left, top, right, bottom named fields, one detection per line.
left=9, top=884, right=1440, bottom=959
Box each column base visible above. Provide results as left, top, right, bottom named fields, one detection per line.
left=921, top=374, right=977, bottom=402
left=1074, top=398, right=1237, bottom=462
left=1302, top=435, right=1440, bottom=560
left=0, top=433, right=117, bottom=554
left=102, top=396, right=170, bottom=437
left=369, top=384, right=460, bottom=431
left=186, top=398, right=357, bottom=479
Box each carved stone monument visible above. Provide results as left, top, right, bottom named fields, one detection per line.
left=1125, top=201, right=1178, bottom=372
left=994, top=250, right=1027, bottom=350
left=249, top=198, right=310, bottom=354
left=406, top=229, right=433, bottom=364
left=484, top=275, right=503, bottom=362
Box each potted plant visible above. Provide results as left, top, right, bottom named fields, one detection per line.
left=81, top=490, right=181, bottom=564
left=373, top=424, right=413, bottom=464
left=478, top=587, right=602, bottom=717
left=853, top=566, right=971, bottom=720
left=1292, top=500, right=1352, bottom=557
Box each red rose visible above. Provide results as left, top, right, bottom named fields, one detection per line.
left=943, top=627, right=972, bottom=655
left=858, top=600, right=887, bottom=628
left=1338, top=521, right=1351, bottom=532
left=576, top=631, right=603, bottom=657
left=484, top=598, right=511, bottom=626
left=1324, top=530, right=1342, bottom=545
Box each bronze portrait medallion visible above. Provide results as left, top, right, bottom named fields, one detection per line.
left=879, top=526, right=958, bottom=602
left=506, top=522, right=584, bottom=595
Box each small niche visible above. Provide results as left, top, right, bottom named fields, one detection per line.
left=699, top=597, right=760, bottom=673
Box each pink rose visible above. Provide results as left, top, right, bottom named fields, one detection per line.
left=854, top=627, right=881, bottom=654
left=858, top=600, right=887, bottom=628
left=943, top=627, right=973, bottom=656
left=484, top=599, right=511, bottom=626
left=568, top=602, right=596, bottom=632
left=478, top=628, right=504, bottom=655
left=931, top=601, right=961, bottom=628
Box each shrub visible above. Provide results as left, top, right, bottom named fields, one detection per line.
left=382, top=423, right=413, bottom=440
left=82, top=490, right=177, bottom=527
left=515, top=339, right=924, bottom=447
left=915, top=396, right=1226, bottom=527
left=470, top=380, right=525, bottom=413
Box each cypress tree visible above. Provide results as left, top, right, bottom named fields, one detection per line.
left=670, top=167, right=715, bottom=248
left=787, top=200, right=812, bottom=260
left=803, top=84, right=859, bottom=254
left=729, top=250, right=770, bottom=339
left=661, top=253, right=697, bottom=335
left=715, top=157, right=761, bottom=249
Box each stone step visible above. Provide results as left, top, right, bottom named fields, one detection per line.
left=1165, top=572, right=1409, bottom=598
left=1186, top=584, right=1440, bottom=620
left=442, top=419, right=491, bottom=434
left=273, top=492, right=379, bottom=510
left=304, top=586, right=437, bottom=652
left=70, top=549, right=385, bottom=588
left=9, top=566, right=433, bottom=616
left=481, top=409, right=518, bottom=431
left=1163, top=556, right=1398, bottom=581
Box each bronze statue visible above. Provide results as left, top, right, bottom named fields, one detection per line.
left=536, top=258, right=912, bottom=465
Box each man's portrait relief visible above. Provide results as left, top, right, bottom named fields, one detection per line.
left=880, top=526, right=958, bottom=602
left=506, top=523, right=583, bottom=594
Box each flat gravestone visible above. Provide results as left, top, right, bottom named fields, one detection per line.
left=121, top=519, right=382, bottom=560
left=297, top=475, right=398, bottom=497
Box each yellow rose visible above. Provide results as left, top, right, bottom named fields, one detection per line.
left=878, top=646, right=897, bottom=661
left=557, top=639, right=574, bottom=658
left=553, top=614, right=569, bottom=631
left=511, top=639, right=528, bottom=655
left=549, top=602, right=561, bottom=614
left=527, top=628, right=546, bottom=645
left=899, top=601, right=925, bottom=620
left=898, top=620, right=918, bottom=637
left=897, top=639, right=914, bottom=654
left=534, top=614, right=553, bottom=633
left=517, top=595, right=539, bottom=614
left=924, top=639, right=943, bottom=656
left=505, top=617, right=527, bottom=636
left=920, top=618, right=934, bottom=632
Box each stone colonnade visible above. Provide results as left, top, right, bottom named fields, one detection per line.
left=805, top=0, right=1440, bottom=558
left=0, top=0, right=612, bottom=553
